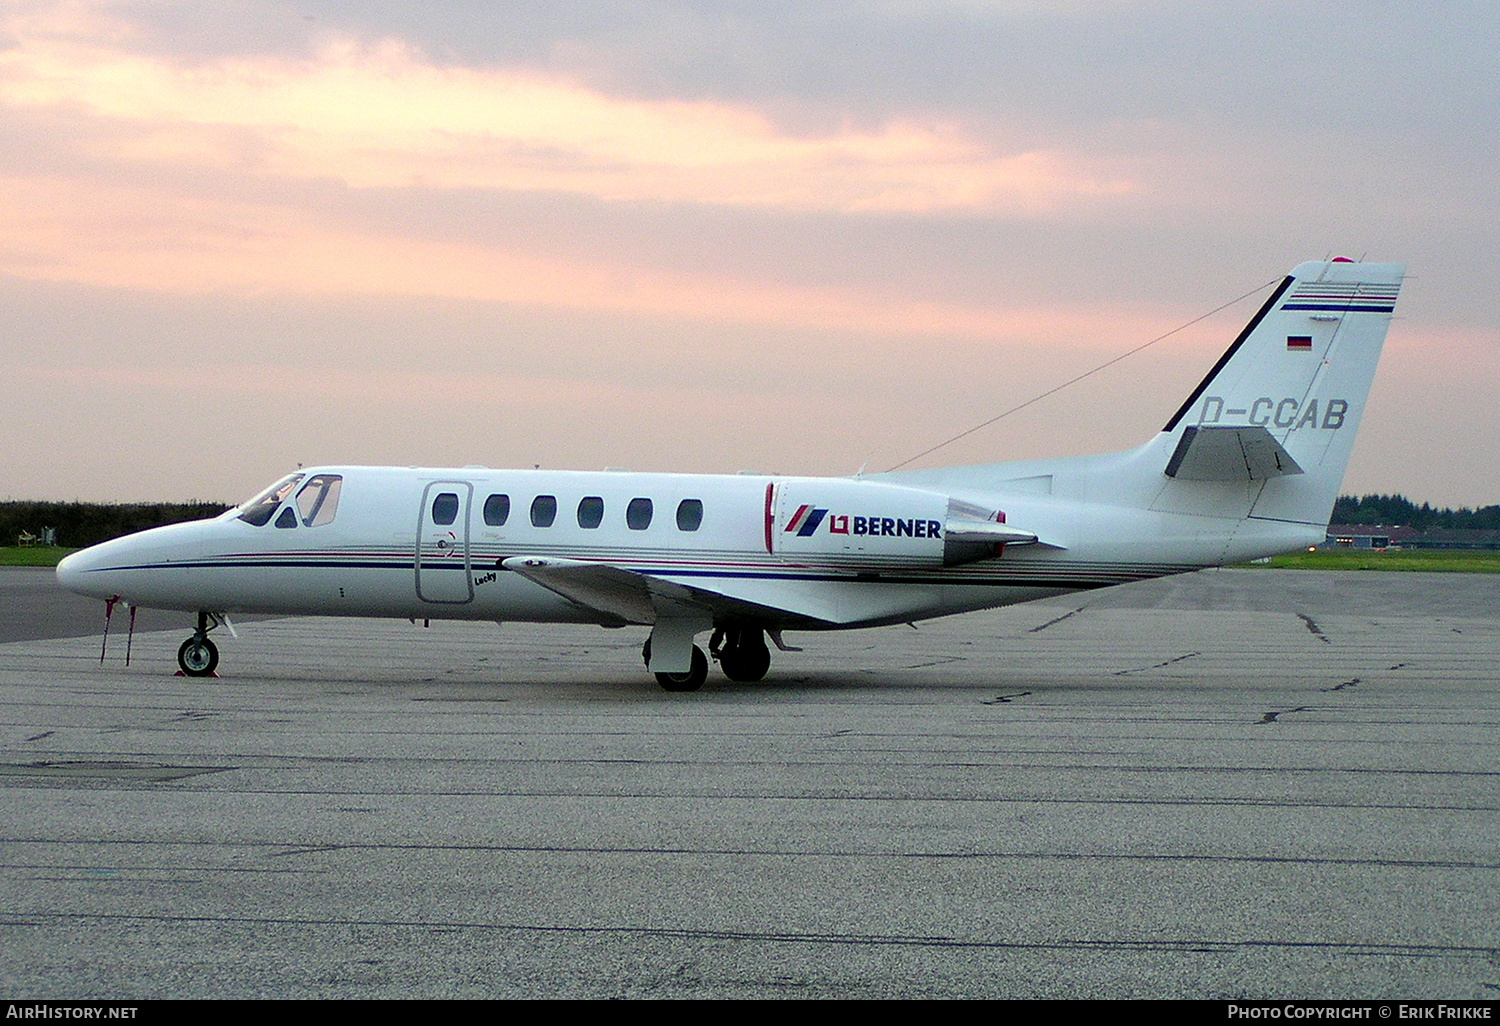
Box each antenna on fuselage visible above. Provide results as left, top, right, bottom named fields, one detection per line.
left=884, top=276, right=1280, bottom=471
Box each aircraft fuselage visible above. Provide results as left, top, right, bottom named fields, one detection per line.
left=55, top=259, right=1405, bottom=688
left=57, top=464, right=1317, bottom=631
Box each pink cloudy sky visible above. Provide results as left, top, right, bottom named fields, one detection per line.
left=1, top=0, right=1496, bottom=505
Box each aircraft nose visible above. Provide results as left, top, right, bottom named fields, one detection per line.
left=56, top=545, right=116, bottom=599
left=55, top=550, right=85, bottom=593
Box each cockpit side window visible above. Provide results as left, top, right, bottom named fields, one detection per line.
left=236, top=474, right=304, bottom=527
left=295, top=475, right=343, bottom=527
left=274, top=506, right=298, bottom=529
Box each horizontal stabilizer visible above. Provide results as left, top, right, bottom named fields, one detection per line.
left=1164, top=426, right=1304, bottom=482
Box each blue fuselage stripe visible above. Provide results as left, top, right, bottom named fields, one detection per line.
left=83, top=557, right=1180, bottom=591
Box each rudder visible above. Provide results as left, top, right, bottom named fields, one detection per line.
left=1159, top=258, right=1404, bottom=526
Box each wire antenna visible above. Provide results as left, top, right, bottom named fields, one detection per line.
left=885, top=277, right=1280, bottom=472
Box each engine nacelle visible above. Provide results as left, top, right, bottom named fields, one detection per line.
left=768, top=479, right=982, bottom=569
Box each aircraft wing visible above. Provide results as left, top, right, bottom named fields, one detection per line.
left=501, top=556, right=828, bottom=627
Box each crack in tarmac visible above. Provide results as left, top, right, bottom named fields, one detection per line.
left=9, top=909, right=1499, bottom=961
left=1258, top=706, right=1311, bottom=724
left=1296, top=612, right=1331, bottom=643
left=1114, top=652, right=1199, bottom=676
left=979, top=691, right=1032, bottom=705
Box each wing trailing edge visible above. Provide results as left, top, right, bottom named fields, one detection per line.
left=502, top=556, right=833, bottom=627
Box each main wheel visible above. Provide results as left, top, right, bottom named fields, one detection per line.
left=719, top=636, right=771, bottom=682
left=177, top=636, right=219, bottom=677
left=655, top=645, right=708, bottom=692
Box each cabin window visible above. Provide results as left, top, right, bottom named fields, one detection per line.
left=274, top=506, right=298, bottom=529
left=676, top=498, right=704, bottom=532
left=295, top=474, right=342, bottom=527
left=577, top=496, right=604, bottom=529
left=236, top=473, right=304, bottom=527
left=431, top=492, right=460, bottom=526
left=483, top=493, right=510, bottom=526
left=626, top=497, right=653, bottom=530
left=531, top=495, right=557, bottom=528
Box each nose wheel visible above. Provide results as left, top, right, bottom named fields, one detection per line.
left=177, top=610, right=226, bottom=677
left=177, top=635, right=219, bottom=677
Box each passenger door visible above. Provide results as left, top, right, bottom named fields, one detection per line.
left=416, top=482, right=474, bottom=604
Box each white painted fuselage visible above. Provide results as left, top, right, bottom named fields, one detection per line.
left=56, top=259, right=1406, bottom=686
left=59, top=461, right=1313, bottom=629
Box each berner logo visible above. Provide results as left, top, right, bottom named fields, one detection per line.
left=785, top=504, right=942, bottom=539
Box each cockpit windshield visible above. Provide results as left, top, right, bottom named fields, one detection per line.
left=236, top=474, right=304, bottom=527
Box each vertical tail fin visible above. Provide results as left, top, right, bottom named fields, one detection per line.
left=1157, top=259, right=1404, bottom=525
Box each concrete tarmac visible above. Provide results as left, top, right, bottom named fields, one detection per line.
left=0, top=566, right=271, bottom=643
left=1, top=567, right=1497, bottom=998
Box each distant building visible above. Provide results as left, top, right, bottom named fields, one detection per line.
left=1322, top=525, right=1500, bottom=551
left=1322, top=525, right=1419, bottom=550
left=1405, top=529, right=1500, bottom=551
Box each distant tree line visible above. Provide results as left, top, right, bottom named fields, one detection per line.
left=1331, top=494, right=1500, bottom=531
left=0, top=501, right=231, bottom=549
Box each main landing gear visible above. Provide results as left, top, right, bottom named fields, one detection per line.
left=642, top=636, right=711, bottom=693
left=641, top=636, right=710, bottom=692
left=657, top=646, right=709, bottom=692
left=641, top=626, right=773, bottom=691
left=710, top=626, right=771, bottom=683
left=177, top=611, right=223, bottom=677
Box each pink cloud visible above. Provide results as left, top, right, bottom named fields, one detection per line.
left=0, top=173, right=1173, bottom=344
left=0, top=11, right=1130, bottom=215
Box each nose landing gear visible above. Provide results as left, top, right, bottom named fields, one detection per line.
left=177, top=635, right=219, bottom=677
left=177, top=611, right=225, bottom=677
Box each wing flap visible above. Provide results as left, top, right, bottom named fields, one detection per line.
left=502, top=557, right=658, bottom=624
left=502, top=556, right=822, bottom=626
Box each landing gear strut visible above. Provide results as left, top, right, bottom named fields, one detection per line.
left=710, top=626, right=771, bottom=683
left=177, top=611, right=222, bottom=677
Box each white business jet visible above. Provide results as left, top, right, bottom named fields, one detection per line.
left=57, top=259, right=1403, bottom=690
